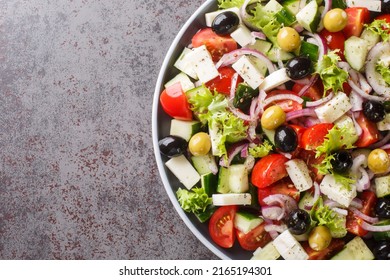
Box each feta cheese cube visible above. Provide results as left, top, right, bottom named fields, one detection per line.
left=164, top=72, right=195, bottom=92
left=232, top=55, right=264, bottom=89
left=174, top=48, right=198, bottom=79
left=259, top=68, right=291, bottom=92
left=187, top=45, right=219, bottom=83
left=285, top=159, right=313, bottom=192
left=273, top=230, right=309, bottom=260
left=165, top=155, right=200, bottom=190
left=319, top=174, right=357, bottom=207
left=230, top=25, right=254, bottom=47
left=314, top=92, right=352, bottom=123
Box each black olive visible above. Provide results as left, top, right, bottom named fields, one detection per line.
left=274, top=125, right=298, bottom=152
left=285, top=56, right=312, bottom=80
left=211, top=11, right=239, bottom=35
left=330, top=150, right=353, bottom=174
left=286, top=209, right=311, bottom=235
left=376, top=198, right=390, bottom=219
left=373, top=241, right=390, bottom=260
left=383, top=0, right=390, bottom=13
left=363, top=100, right=386, bottom=122
left=158, top=135, right=188, bottom=158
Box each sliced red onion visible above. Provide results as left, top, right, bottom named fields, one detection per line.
left=369, top=131, right=390, bottom=149
left=348, top=77, right=387, bottom=102
left=350, top=207, right=379, bottom=224
left=241, top=144, right=249, bottom=158
left=357, top=72, right=373, bottom=94
left=194, top=80, right=202, bottom=87
left=286, top=108, right=317, bottom=121
left=216, top=48, right=277, bottom=73
left=228, top=101, right=253, bottom=121
left=247, top=121, right=258, bottom=141
left=264, top=224, right=288, bottom=233
left=275, top=48, right=284, bottom=69
left=230, top=72, right=239, bottom=100
left=256, top=89, right=267, bottom=115
left=332, top=207, right=348, bottom=216
left=350, top=111, right=363, bottom=136
left=292, top=23, right=304, bottom=33
left=319, top=0, right=332, bottom=23
left=351, top=154, right=367, bottom=175
left=249, top=97, right=259, bottom=120
left=240, top=0, right=262, bottom=32
left=365, top=42, right=390, bottom=97
left=350, top=91, right=364, bottom=112
left=294, top=77, right=312, bottom=85
left=297, top=74, right=318, bottom=97
left=279, top=152, right=292, bottom=159
left=350, top=198, right=363, bottom=209
left=263, top=94, right=304, bottom=108
left=355, top=166, right=370, bottom=192
left=262, top=206, right=285, bottom=220
left=324, top=199, right=343, bottom=209
left=263, top=194, right=298, bottom=216
left=380, top=143, right=390, bottom=150
left=312, top=182, right=321, bottom=206
left=303, top=117, right=320, bottom=127
left=361, top=221, right=390, bottom=232
left=305, top=92, right=334, bottom=107
left=251, top=31, right=266, bottom=41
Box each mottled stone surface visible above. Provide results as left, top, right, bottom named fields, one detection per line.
left=0, top=0, right=216, bottom=259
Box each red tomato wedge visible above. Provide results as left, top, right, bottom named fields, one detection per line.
left=302, top=239, right=345, bottom=260
left=205, top=67, right=242, bottom=95
left=343, top=7, right=370, bottom=38
left=354, top=112, right=380, bottom=148
left=209, top=205, right=237, bottom=248
left=300, top=123, right=334, bottom=150
left=346, top=191, right=377, bottom=237
left=292, top=82, right=322, bottom=101
left=265, top=89, right=303, bottom=113
left=251, top=154, right=289, bottom=189
left=319, top=30, right=346, bottom=60
left=258, top=179, right=300, bottom=206
left=192, top=28, right=237, bottom=61
left=159, top=82, right=192, bottom=120
left=236, top=223, right=272, bottom=251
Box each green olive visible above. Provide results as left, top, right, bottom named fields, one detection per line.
left=308, top=225, right=332, bottom=251
left=189, top=132, right=211, bottom=156
left=277, top=27, right=301, bottom=52
left=323, top=8, right=348, bottom=32
left=261, top=105, right=286, bottom=130
left=368, top=149, right=390, bottom=174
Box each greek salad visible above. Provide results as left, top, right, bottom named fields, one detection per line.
left=157, top=0, right=390, bottom=260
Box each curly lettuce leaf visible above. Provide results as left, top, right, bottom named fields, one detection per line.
left=316, top=50, right=348, bottom=95
left=365, top=19, right=390, bottom=42
left=176, top=187, right=212, bottom=214
left=315, top=125, right=356, bottom=157
left=310, top=197, right=347, bottom=238
left=217, top=0, right=245, bottom=9
left=249, top=140, right=273, bottom=158
left=376, top=60, right=390, bottom=86
left=247, top=4, right=281, bottom=45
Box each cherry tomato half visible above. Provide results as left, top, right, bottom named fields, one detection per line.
left=205, top=67, right=242, bottom=95
left=209, top=205, right=237, bottom=248
left=257, top=179, right=300, bottom=206
left=236, top=223, right=272, bottom=251
left=354, top=112, right=380, bottom=148
left=159, top=82, right=192, bottom=120
left=251, top=154, right=289, bottom=189
left=192, top=28, right=237, bottom=61
left=300, top=123, right=334, bottom=150
left=319, top=29, right=346, bottom=61
left=343, top=7, right=370, bottom=38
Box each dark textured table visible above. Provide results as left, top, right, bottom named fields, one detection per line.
left=0, top=0, right=217, bottom=259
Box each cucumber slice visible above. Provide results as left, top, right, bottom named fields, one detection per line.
left=195, top=205, right=216, bottom=223
left=296, top=0, right=320, bottom=33
left=283, top=0, right=305, bottom=15
left=299, top=41, right=319, bottom=61
left=275, top=8, right=296, bottom=26
left=247, top=39, right=273, bottom=54
left=375, top=175, right=390, bottom=198
left=298, top=191, right=315, bottom=211
left=217, top=166, right=230, bottom=194
left=331, top=236, right=374, bottom=260
left=251, top=242, right=281, bottom=260
left=234, top=212, right=263, bottom=234
left=267, top=46, right=294, bottom=63
left=164, top=72, right=195, bottom=93
left=262, top=127, right=276, bottom=145
left=170, top=119, right=201, bottom=142
left=201, top=172, right=217, bottom=197
left=360, top=28, right=380, bottom=51
left=228, top=164, right=249, bottom=193
left=191, top=153, right=217, bottom=175
left=344, top=36, right=369, bottom=72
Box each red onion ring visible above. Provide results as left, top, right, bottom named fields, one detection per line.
left=262, top=206, right=285, bottom=221
left=297, top=74, right=318, bottom=97
left=348, top=77, right=387, bottom=102
left=351, top=154, right=367, bottom=175
left=263, top=94, right=304, bottom=108
left=350, top=198, right=363, bottom=209
left=229, top=72, right=239, bottom=100
left=361, top=221, right=390, bottom=232
left=350, top=207, right=379, bottom=224
left=249, top=97, right=259, bottom=120
left=286, top=108, right=317, bottom=121
left=305, top=92, right=334, bottom=107
left=251, top=31, right=266, bottom=41
left=369, top=131, right=390, bottom=149
left=332, top=207, right=348, bottom=216
left=264, top=224, right=287, bottom=233
left=357, top=72, right=372, bottom=94
left=240, top=0, right=262, bottom=32
left=319, top=0, right=332, bottom=30
left=350, top=91, right=364, bottom=112
left=380, top=143, right=390, bottom=150
left=263, top=194, right=298, bottom=216
left=356, top=166, right=370, bottom=192
left=350, top=111, right=363, bottom=136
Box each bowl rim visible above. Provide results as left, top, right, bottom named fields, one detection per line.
left=151, top=0, right=231, bottom=260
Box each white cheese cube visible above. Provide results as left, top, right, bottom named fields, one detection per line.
left=164, top=72, right=195, bottom=92
left=319, top=174, right=357, bottom=207
left=232, top=55, right=264, bottom=89
left=273, top=230, right=309, bottom=260
left=187, top=45, right=219, bottom=83
left=314, top=92, right=352, bottom=123
left=174, top=48, right=198, bottom=79
left=205, top=7, right=241, bottom=27
left=208, top=122, right=224, bottom=157
left=285, top=159, right=313, bottom=192
left=165, top=155, right=200, bottom=190
left=377, top=113, right=390, bottom=131
left=346, top=0, right=381, bottom=12
left=230, top=24, right=254, bottom=47
left=259, top=68, right=291, bottom=92
left=212, top=193, right=252, bottom=206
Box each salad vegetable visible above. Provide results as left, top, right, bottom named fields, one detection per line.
left=157, top=0, right=390, bottom=260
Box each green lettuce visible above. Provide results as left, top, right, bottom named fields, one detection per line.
left=316, top=51, right=348, bottom=95
left=176, top=187, right=212, bottom=214
left=217, top=0, right=245, bottom=9
left=247, top=4, right=281, bottom=45
left=188, top=85, right=248, bottom=158
left=364, top=19, right=390, bottom=42
left=310, top=197, right=347, bottom=238
left=376, top=60, right=390, bottom=86
left=249, top=140, right=273, bottom=158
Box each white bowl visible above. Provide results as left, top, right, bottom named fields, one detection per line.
left=152, top=0, right=254, bottom=260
